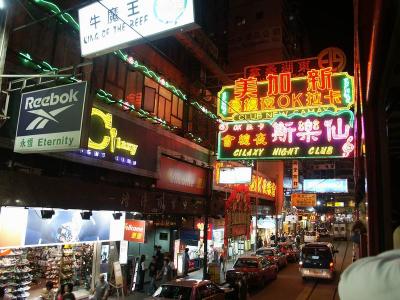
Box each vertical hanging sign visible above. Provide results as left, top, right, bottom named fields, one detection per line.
left=292, top=160, right=299, bottom=189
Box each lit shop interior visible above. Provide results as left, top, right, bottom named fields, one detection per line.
left=0, top=207, right=125, bottom=299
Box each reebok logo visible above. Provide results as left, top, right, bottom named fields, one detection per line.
left=24, top=88, right=80, bottom=131
left=25, top=89, right=79, bottom=110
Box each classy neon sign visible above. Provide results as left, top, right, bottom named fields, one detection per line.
left=218, top=68, right=354, bottom=121
left=89, top=108, right=138, bottom=156
left=217, top=110, right=355, bottom=160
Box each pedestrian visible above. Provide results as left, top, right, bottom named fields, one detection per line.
left=147, top=256, right=157, bottom=296
left=40, top=281, right=55, bottom=300
left=183, top=248, right=190, bottom=276
left=90, top=274, right=109, bottom=300
left=167, top=256, right=176, bottom=279
left=0, top=287, right=11, bottom=300
left=270, top=234, right=276, bottom=245
left=136, top=254, right=147, bottom=292
left=157, top=258, right=173, bottom=284
left=156, top=246, right=164, bottom=272
left=62, top=283, right=75, bottom=300
left=56, top=285, right=65, bottom=300
left=257, top=236, right=263, bottom=249
left=219, top=251, right=226, bottom=274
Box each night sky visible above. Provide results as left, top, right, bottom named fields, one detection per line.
left=297, top=0, right=354, bottom=73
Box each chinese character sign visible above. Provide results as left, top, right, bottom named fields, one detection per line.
left=217, top=69, right=354, bottom=121
left=292, top=160, right=299, bottom=189
left=79, top=0, right=196, bottom=57
left=217, top=110, right=355, bottom=160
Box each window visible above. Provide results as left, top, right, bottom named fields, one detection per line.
left=234, top=259, right=258, bottom=268
left=142, top=77, right=184, bottom=128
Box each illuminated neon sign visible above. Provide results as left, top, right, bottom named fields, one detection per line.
left=217, top=110, right=355, bottom=160
left=214, top=162, right=276, bottom=198
left=217, top=68, right=354, bottom=121
left=89, top=107, right=138, bottom=156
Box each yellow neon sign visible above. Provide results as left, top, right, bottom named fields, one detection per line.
left=89, top=108, right=138, bottom=156
left=218, top=70, right=354, bottom=121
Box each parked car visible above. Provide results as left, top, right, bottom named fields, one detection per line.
left=299, top=242, right=338, bottom=281
left=333, top=223, right=347, bottom=240
left=226, top=255, right=278, bottom=288
left=278, top=242, right=300, bottom=262
left=304, top=231, right=319, bottom=243
left=147, top=279, right=226, bottom=300
left=255, top=247, right=288, bottom=269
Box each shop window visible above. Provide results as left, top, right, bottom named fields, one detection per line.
left=144, top=86, right=156, bottom=112
left=142, top=77, right=184, bottom=128
left=159, top=232, right=168, bottom=240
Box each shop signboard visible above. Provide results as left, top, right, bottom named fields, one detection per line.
left=82, top=107, right=158, bottom=172
left=157, top=155, right=206, bottom=195
left=14, top=82, right=88, bottom=153
left=0, top=207, right=124, bottom=248
left=124, top=220, right=146, bottom=243
left=291, top=193, right=317, bottom=207
left=217, top=110, right=355, bottom=160
left=327, top=202, right=345, bottom=207
left=217, top=68, right=354, bottom=121
left=292, top=160, right=299, bottom=189
left=303, top=179, right=348, bottom=193
left=244, top=47, right=347, bottom=80
left=79, top=0, right=197, bottom=57
left=119, top=240, right=128, bottom=264
left=113, top=261, right=124, bottom=287
left=195, top=222, right=212, bottom=240
left=218, top=166, right=252, bottom=184
left=225, top=186, right=251, bottom=242
left=86, top=107, right=139, bottom=167
left=214, top=162, right=276, bottom=199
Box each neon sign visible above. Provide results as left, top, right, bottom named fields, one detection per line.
left=214, top=162, right=276, bottom=198
left=89, top=107, right=138, bottom=156
left=217, top=110, right=355, bottom=160
left=218, top=68, right=354, bottom=121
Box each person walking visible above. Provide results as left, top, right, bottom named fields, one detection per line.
left=90, top=274, right=109, bottom=300
left=147, top=256, right=157, bottom=296
left=40, top=281, right=55, bottom=300
left=56, top=285, right=65, bottom=300
left=156, top=246, right=164, bottom=273
left=158, top=258, right=173, bottom=284
left=62, top=283, right=76, bottom=300
left=136, top=255, right=147, bottom=292
left=183, top=248, right=190, bottom=277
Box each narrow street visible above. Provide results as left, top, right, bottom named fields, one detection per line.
left=122, top=241, right=353, bottom=300
left=249, top=241, right=352, bottom=300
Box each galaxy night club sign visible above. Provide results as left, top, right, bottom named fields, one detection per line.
left=217, top=110, right=355, bottom=160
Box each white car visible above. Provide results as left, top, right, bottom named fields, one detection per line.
left=304, top=231, right=318, bottom=243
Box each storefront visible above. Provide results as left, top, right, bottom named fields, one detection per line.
left=0, top=207, right=125, bottom=299
left=256, top=216, right=277, bottom=246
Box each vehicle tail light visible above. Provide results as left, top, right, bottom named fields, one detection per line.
left=329, top=262, right=334, bottom=269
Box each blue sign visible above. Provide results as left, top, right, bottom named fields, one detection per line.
left=303, top=179, right=348, bottom=193
left=14, top=82, right=88, bottom=153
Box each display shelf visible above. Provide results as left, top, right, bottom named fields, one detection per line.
left=0, top=248, right=32, bottom=299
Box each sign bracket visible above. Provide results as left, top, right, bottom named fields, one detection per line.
left=1, top=61, right=92, bottom=122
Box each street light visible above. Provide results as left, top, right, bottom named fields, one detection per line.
left=317, top=201, right=321, bottom=206
left=0, top=0, right=5, bottom=10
